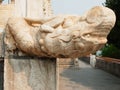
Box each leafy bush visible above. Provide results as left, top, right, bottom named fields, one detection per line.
left=101, top=44, right=120, bottom=59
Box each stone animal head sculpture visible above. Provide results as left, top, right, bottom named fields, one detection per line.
left=5, top=6, right=116, bottom=58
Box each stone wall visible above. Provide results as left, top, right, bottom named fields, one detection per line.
left=79, top=56, right=120, bottom=77
left=96, top=57, right=120, bottom=77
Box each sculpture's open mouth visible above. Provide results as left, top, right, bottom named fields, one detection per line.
left=5, top=6, right=116, bottom=58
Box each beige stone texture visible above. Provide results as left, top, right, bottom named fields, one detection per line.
left=5, top=6, right=116, bottom=58
left=4, top=58, right=56, bottom=90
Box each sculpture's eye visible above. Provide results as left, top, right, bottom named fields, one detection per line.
left=82, top=33, right=91, bottom=38
left=84, top=34, right=90, bottom=38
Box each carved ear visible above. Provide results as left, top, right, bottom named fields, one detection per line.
left=86, top=6, right=104, bottom=26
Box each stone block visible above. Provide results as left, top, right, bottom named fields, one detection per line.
left=0, top=28, right=4, bottom=58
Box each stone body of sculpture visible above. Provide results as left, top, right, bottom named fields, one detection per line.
left=5, top=6, right=116, bottom=58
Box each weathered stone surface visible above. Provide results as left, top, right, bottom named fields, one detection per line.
left=4, top=57, right=56, bottom=90
left=0, top=4, right=14, bottom=28
left=5, top=6, right=116, bottom=58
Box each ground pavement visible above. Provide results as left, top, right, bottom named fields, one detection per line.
left=59, top=60, right=120, bottom=90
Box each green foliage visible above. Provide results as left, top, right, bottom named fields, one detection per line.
left=104, top=0, right=120, bottom=49
left=102, top=44, right=120, bottom=59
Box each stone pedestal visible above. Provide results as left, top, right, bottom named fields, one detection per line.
left=4, top=57, right=56, bottom=90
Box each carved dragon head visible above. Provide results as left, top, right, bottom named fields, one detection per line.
left=44, top=6, right=116, bottom=58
